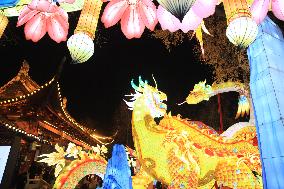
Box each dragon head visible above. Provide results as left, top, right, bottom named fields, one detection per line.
left=185, top=80, right=213, bottom=104
left=124, top=76, right=167, bottom=118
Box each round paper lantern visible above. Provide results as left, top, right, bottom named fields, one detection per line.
left=67, top=33, right=94, bottom=64
left=0, top=14, right=8, bottom=39
left=67, top=0, right=102, bottom=63
left=223, top=0, right=258, bottom=48
left=250, top=0, right=270, bottom=24
left=156, top=0, right=197, bottom=21
left=191, top=0, right=218, bottom=19
left=226, top=17, right=258, bottom=47
left=272, top=0, right=284, bottom=21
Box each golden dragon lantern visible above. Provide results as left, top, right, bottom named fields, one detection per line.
left=0, top=13, right=8, bottom=39
left=223, top=0, right=258, bottom=48
left=67, top=0, right=103, bottom=63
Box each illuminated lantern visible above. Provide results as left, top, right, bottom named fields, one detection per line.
left=16, top=0, right=69, bottom=43
left=67, top=0, right=102, bottom=63
left=271, top=0, right=284, bottom=21
left=191, top=0, right=218, bottom=18
left=250, top=0, right=269, bottom=24
left=67, top=33, right=94, bottom=64
left=223, top=0, right=258, bottom=48
left=0, top=14, right=8, bottom=39
left=101, top=0, right=157, bottom=39
left=156, top=0, right=196, bottom=21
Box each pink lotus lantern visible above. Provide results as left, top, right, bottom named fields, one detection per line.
left=250, top=0, right=270, bottom=24
left=101, top=0, right=158, bottom=39
left=17, top=0, right=69, bottom=43
left=271, top=0, right=284, bottom=21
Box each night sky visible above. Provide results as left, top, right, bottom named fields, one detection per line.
left=0, top=11, right=244, bottom=145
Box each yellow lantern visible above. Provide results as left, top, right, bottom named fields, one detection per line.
left=0, top=13, right=8, bottom=39
left=223, top=0, right=258, bottom=48
left=67, top=0, right=103, bottom=63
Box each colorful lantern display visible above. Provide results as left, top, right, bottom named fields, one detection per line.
left=156, top=0, right=196, bottom=21
left=223, top=0, right=258, bottom=48
left=67, top=0, right=102, bottom=63
left=16, top=0, right=69, bottom=43
left=101, top=0, right=157, bottom=39
left=0, top=13, right=8, bottom=38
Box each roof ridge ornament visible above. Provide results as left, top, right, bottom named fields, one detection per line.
left=18, top=60, right=30, bottom=76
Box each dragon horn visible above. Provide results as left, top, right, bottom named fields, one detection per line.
left=131, top=79, right=141, bottom=92
left=152, top=74, right=157, bottom=88
left=139, top=76, right=145, bottom=87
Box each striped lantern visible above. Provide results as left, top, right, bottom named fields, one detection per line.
left=223, top=0, right=258, bottom=48
left=67, top=0, right=102, bottom=63
left=157, top=0, right=197, bottom=21
left=0, top=13, right=8, bottom=39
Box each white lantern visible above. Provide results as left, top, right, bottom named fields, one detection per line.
left=67, top=33, right=94, bottom=64
left=226, top=17, right=258, bottom=48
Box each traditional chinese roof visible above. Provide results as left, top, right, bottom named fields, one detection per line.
left=0, top=61, right=114, bottom=148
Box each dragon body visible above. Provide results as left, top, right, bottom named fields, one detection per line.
left=126, top=78, right=262, bottom=189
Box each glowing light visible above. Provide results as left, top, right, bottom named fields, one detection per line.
left=0, top=13, right=8, bottom=38
left=102, top=144, right=132, bottom=189
left=67, top=33, right=94, bottom=64
left=223, top=0, right=258, bottom=48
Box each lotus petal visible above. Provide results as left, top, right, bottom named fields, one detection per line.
left=191, top=0, right=218, bottom=19
left=157, top=5, right=180, bottom=32
left=17, top=6, right=39, bottom=27
left=121, top=6, right=145, bottom=39
left=272, top=0, right=284, bottom=21
left=24, top=13, right=47, bottom=42
left=47, top=15, right=68, bottom=43
left=28, top=0, right=59, bottom=13
left=181, top=8, right=202, bottom=33
left=250, top=0, right=269, bottom=24
left=138, top=0, right=157, bottom=30
left=101, top=0, right=128, bottom=28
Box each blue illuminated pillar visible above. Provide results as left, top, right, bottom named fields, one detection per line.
left=247, top=17, right=284, bottom=189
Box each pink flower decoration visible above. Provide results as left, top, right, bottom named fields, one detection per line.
left=101, top=0, right=157, bottom=39
left=250, top=0, right=269, bottom=24
left=17, top=0, right=69, bottom=43
left=272, top=0, right=284, bottom=21
left=157, top=5, right=202, bottom=33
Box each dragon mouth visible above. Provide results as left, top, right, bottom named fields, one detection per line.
left=154, top=97, right=167, bottom=117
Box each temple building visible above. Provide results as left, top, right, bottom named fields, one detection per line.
left=0, top=61, right=113, bottom=149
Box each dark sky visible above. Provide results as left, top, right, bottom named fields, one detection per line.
left=0, top=11, right=244, bottom=144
